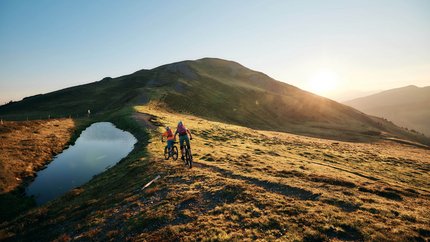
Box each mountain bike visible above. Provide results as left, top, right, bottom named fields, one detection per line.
left=163, top=141, right=178, bottom=160
left=181, top=143, right=193, bottom=169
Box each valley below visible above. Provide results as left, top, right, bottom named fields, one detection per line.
left=1, top=103, right=429, bottom=241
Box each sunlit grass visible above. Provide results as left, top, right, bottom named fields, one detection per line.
left=131, top=103, right=430, bottom=241
left=1, top=103, right=429, bottom=241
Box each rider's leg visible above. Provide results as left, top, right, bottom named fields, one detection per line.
left=185, top=136, right=191, bottom=153
left=179, top=136, right=185, bottom=160
left=167, top=140, right=173, bottom=154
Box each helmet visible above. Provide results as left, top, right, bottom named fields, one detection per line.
left=166, top=126, right=170, bottom=130
left=178, top=121, right=183, bottom=126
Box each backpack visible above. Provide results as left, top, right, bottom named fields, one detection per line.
left=177, top=124, right=187, bottom=135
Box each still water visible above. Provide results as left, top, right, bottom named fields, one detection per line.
left=26, top=122, right=137, bottom=205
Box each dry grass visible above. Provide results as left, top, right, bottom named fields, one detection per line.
left=0, top=119, right=75, bottom=193
left=130, top=104, right=430, bottom=241
left=1, top=103, right=429, bottom=241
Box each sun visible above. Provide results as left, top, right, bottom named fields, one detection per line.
left=307, top=69, right=338, bottom=95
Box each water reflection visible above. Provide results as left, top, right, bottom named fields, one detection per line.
left=26, top=122, right=137, bottom=205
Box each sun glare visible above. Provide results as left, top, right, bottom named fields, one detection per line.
left=307, top=69, right=338, bottom=95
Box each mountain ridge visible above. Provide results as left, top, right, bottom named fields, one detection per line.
left=345, top=85, right=429, bottom=105
left=344, top=85, right=430, bottom=136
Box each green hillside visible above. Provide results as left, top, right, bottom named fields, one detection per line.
left=1, top=58, right=428, bottom=145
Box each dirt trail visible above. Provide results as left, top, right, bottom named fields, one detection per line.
left=132, top=113, right=159, bottom=130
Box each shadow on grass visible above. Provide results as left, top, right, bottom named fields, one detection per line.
left=0, top=189, right=36, bottom=223
left=197, top=162, right=320, bottom=200
left=308, top=160, right=380, bottom=181
left=358, top=186, right=403, bottom=201
left=197, top=162, right=370, bottom=214
left=321, top=223, right=364, bottom=241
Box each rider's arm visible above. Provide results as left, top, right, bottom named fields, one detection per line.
left=187, top=129, right=192, bottom=140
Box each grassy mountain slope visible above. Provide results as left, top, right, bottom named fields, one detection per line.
left=1, top=58, right=428, bottom=145
left=0, top=77, right=144, bottom=119
left=2, top=103, right=429, bottom=241
left=344, top=85, right=430, bottom=136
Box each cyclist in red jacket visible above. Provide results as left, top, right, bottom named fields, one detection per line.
left=161, top=126, right=175, bottom=152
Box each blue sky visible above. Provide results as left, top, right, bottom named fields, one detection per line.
left=1, top=0, right=429, bottom=103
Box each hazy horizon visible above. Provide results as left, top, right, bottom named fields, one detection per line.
left=1, top=0, right=429, bottom=104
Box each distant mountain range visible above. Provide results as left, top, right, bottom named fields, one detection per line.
left=344, top=85, right=430, bottom=136
left=328, top=89, right=381, bottom=102
left=1, top=58, right=428, bottom=144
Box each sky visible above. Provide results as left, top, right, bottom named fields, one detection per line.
left=1, top=0, right=429, bottom=104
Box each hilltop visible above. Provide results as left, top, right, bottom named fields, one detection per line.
left=1, top=58, right=429, bottom=145
left=344, top=85, right=430, bottom=136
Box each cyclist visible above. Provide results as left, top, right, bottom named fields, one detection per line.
left=174, top=121, right=193, bottom=161
left=161, top=126, right=175, bottom=154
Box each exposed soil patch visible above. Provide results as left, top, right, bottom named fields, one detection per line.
left=132, top=113, right=160, bottom=130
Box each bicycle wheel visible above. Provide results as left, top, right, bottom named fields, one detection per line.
left=181, top=147, right=186, bottom=164
left=189, top=149, right=193, bottom=168
left=164, top=146, right=169, bottom=160
left=172, top=146, right=178, bottom=160
left=185, top=148, right=192, bottom=169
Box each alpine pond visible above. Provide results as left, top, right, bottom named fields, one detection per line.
left=26, top=122, right=137, bottom=204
